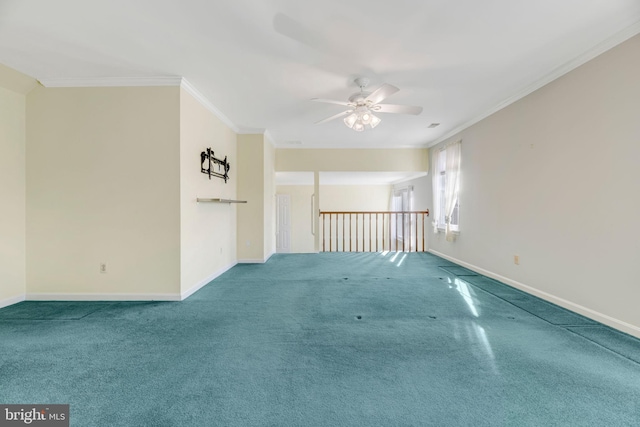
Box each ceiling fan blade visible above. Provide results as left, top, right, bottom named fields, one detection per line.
left=365, top=83, right=399, bottom=105
left=311, top=98, right=352, bottom=106
left=315, top=110, right=352, bottom=125
left=374, top=104, right=423, bottom=115
left=274, top=14, right=339, bottom=56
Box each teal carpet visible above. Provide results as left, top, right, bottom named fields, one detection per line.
left=1, top=252, right=640, bottom=426
left=460, top=276, right=597, bottom=326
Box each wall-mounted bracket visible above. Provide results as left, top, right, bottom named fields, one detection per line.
left=201, top=147, right=230, bottom=182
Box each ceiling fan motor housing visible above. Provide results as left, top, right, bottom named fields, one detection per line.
left=348, top=92, right=372, bottom=105
left=350, top=77, right=372, bottom=105
left=354, top=77, right=370, bottom=89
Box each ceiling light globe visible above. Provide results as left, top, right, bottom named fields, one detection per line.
left=370, top=114, right=381, bottom=128
left=353, top=122, right=365, bottom=132
left=343, top=113, right=357, bottom=128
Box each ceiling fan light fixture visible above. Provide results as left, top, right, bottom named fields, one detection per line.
left=344, top=113, right=358, bottom=128
left=343, top=108, right=380, bottom=131
left=353, top=105, right=371, bottom=124
left=313, top=78, right=420, bottom=132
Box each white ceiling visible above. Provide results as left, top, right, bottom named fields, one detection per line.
left=1, top=0, right=639, bottom=149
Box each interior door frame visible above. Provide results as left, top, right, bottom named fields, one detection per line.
left=276, top=193, right=291, bottom=253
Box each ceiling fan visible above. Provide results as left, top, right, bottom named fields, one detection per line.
left=312, top=77, right=423, bottom=131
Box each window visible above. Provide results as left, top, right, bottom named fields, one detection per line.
left=432, top=141, right=461, bottom=239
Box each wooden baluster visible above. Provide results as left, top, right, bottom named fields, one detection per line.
left=336, top=213, right=339, bottom=252
left=422, top=212, right=425, bottom=252
left=416, top=212, right=419, bottom=252
left=356, top=212, right=358, bottom=252
left=408, top=212, right=411, bottom=252
left=382, top=213, right=385, bottom=252
left=337, top=213, right=340, bottom=252
left=342, top=213, right=345, bottom=252
left=329, top=214, right=333, bottom=252
left=401, top=212, right=405, bottom=252
left=368, top=213, right=371, bottom=252
left=375, top=213, right=379, bottom=252
left=409, top=212, right=412, bottom=252
left=393, top=213, right=396, bottom=252
left=322, top=213, right=325, bottom=252
left=349, top=214, right=352, bottom=252
left=412, top=212, right=415, bottom=252
left=390, top=213, right=394, bottom=251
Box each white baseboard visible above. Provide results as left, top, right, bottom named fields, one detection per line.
left=429, top=249, right=640, bottom=339
left=0, top=294, right=26, bottom=309
left=16, top=262, right=239, bottom=304
left=26, top=293, right=181, bottom=301
left=237, top=251, right=275, bottom=264
left=180, top=261, right=236, bottom=300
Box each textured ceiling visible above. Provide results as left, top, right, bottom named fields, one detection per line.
left=1, top=0, right=639, bottom=148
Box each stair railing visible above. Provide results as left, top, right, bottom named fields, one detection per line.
left=319, top=210, right=429, bottom=252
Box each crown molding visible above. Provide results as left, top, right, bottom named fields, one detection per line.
left=236, top=127, right=266, bottom=134
left=37, top=76, right=183, bottom=88
left=179, top=78, right=240, bottom=133
left=35, top=75, right=242, bottom=134
left=426, top=19, right=640, bottom=148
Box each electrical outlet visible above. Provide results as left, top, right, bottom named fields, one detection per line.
left=100, top=263, right=107, bottom=273
left=246, top=240, right=251, bottom=247
left=514, top=255, right=519, bottom=265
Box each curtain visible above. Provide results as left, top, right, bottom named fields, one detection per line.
left=390, top=189, right=404, bottom=251
left=431, top=147, right=440, bottom=233
left=406, top=186, right=414, bottom=251
left=443, top=140, right=461, bottom=241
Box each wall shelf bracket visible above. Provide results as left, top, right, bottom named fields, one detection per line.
left=196, top=198, right=247, bottom=204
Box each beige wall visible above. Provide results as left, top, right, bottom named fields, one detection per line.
left=276, top=148, right=428, bottom=172
left=179, top=88, right=237, bottom=297
left=236, top=134, right=276, bottom=262
left=0, top=63, right=37, bottom=94
left=26, top=86, right=181, bottom=298
left=428, top=34, right=640, bottom=337
left=319, top=185, right=391, bottom=212
left=236, top=134, right=265, bottom=261
left=0, top=81, right=28, bottom=306
left=263, top=138, right=275, bottom=258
